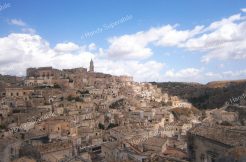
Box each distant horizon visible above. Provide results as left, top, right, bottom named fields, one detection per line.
left=1, top=65, right=246, bottom=85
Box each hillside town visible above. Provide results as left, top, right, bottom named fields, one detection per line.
left=0, top=60, right=245, bottom=162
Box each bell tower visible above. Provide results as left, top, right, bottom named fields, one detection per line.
left=89, top=59, right=94, bottom=72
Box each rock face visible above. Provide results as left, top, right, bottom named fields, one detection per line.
left=152, top=80, right=246, bottom=109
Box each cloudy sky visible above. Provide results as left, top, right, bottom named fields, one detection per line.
left=0, top=0, right=246, bottom=83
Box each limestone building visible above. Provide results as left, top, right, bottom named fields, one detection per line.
left=187, top=123, right=246, bottom=162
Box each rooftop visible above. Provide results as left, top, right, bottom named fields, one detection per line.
left=101, top=141, right=119, bottom=150
left=142, top=136, right=167, bottom=147
left=189, top=123, right=246, bottom=147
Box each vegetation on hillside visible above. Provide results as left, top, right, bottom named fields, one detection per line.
left=151, top=81, right=246, bottom=109
left=170, top=107, right=200, bottom=120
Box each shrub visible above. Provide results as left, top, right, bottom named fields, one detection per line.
left=98, top=123, right=105, bottom=130
left=53, top=83, right=61, bottom=88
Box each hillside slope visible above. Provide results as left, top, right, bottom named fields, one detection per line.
left=152, top=80, right=246, bottom=109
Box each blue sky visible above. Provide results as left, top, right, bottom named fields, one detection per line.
left=0, top=0, right=246, bottom=83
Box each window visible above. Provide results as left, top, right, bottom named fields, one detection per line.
left=10, top=148, right=14, bottom=154
left=200, top=154, right=205, bottom=162
left=207, top=151, right=218, bottom=162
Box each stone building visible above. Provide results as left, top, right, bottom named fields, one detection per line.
left=26, top=67, right=61, bottom=79
left=0, top=137, right=21, bottom=162
left=187, top=123, right=246, bottom=162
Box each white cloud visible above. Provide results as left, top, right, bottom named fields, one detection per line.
left=205, top=72, right=222, bottom=78
left=1, top=33, right=246, bottom=83
left=9, top=19, right=36, bottom=35
left=219, top=64, right=224, bottom=68
left=241, top=8, right=246, bottom=13
left=222, top=70, right=246, bottom=78
left=107, top=25, right=203, bottom=60
left=0, top=34, right=93, bottom=75
left=155, top=25, right=203, bottom=47
left=21, top=28, right=36, bottom=34
left=165, top=68, right=202, bottom=79
left=107, top=9, right=246, bottom=63
left=0, top=33, right=164, bottom=82
left=54, top=42, right=80, bottom=52
left=88, top=43, right=97, bottom=51
left=181, top=12, right=246, bottom=62
left=9, top=19, right=26, bottom=26
left=107, top=32, right=153, bottom=60
left=163, top=68, right=246, bottom=83
left=95, top=60, right=164, bottom=82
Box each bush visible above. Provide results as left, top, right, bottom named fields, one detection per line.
left=220, top=121, right=232, bottom=126
left=107, top=123, right=118, bottom=129
left=0, top=125, right=6, bottom=130
left=98, top=123, right=105, bottom=130
left=67, top=95, right=83, bottom=102
left=53, top=83, right=61, bottom=88
left=78, top=90, right=89, bottom=94
left=67, top=95, right=74, bottom=101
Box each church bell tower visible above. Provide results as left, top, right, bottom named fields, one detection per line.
left=89, top=59, right=94, bottom=72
